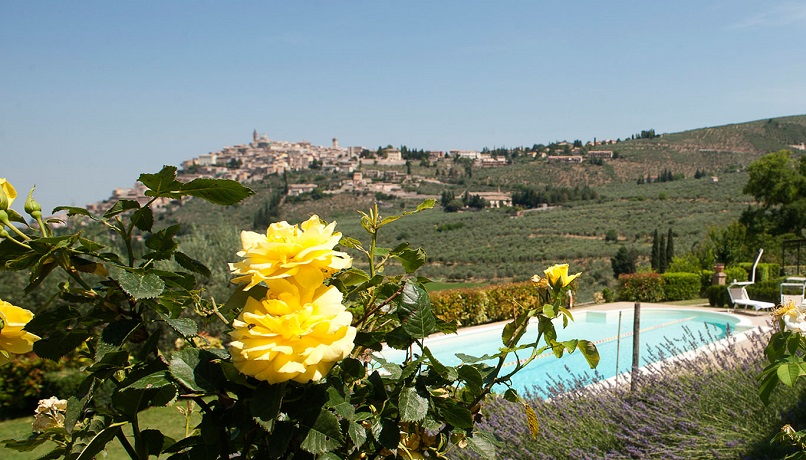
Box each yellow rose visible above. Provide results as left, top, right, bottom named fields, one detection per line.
left=0, top=178, right=16, bottom=210
left=0, top=299, right=40, bottom=365
left=228, top=279, right=356, bottom=384
left=543, top=263, right=581, bottom=289
left=229, top=216, right=352, bottom=290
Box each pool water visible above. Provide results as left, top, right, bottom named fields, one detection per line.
left=380, top=308, right=752, bottom=394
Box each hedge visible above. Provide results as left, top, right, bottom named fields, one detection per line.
left=737, top=262, right=780, bottom=282
left=617, top=273, right=665, bottom=302
left=707, top=285, right=732, bottom=308
left=429, top=282, right=542, bottom=327
left=661, top=272, right=701, bottom=301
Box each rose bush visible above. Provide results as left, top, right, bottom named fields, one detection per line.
left=0, top=166, right=598, bottom=459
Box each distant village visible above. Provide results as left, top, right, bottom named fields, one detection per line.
left=86, top=131, right=616, bottom=215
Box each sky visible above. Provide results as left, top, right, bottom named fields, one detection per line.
left=2, top=1, right=806, bottom=214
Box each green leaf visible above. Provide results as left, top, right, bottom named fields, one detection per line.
left=347, top=421, right=367, bottom=450
left=103, top=199, right=141, bottom=218
left=118, top=271, right=165, bottom=300
left=169, top=348, right=225, bottom=393
left=300, top=411, right=343, bottom=455
left=391, top=243, right=428, bottom=273
left=424, top=347, right=458, bottom=381
left=53, top=206, right=94, bottom=218
left=758, top=366, right=780, bottom=405
left=467, top=430, right=499, bottom=459
left=777, top=361, right=802, bottom=386
left=339, top=357, right=366, bottom=382
left=180, top=178, right=255, bottom=205
left=2, top=434, right=50, bottom=452
left=141, top=429, right=169, bottom=456
left=161, top=315, right=198, bottom=338
left=503, top=388, right=520, bottom=403
left=399, top=386, right=429, bottom=422
left=132, top=207, right=154, bottom=232
left=145, top=224, right=181, bottom=252
left=385, top=326, right=414, bottom=350
left=353, top=331, right=384, bottom=351
left=577, top=340, right=600, bottom=369
left=75, top=423, right=126, bottom=460
left=77, top=237, right=105, bottom=252
left=139, top=166, right=183, bottom=198
left=96, top=319, right=141, bottom=361
left=438, top=400, right=473, bottom=429
left=543, top=303, right=557, bottom=318
left=339, top=237, right=365, bottom=252
left=174, top=252, right=212, bottom=278
left=33, top=330, right=91, bottom=361
left=251, top=383, right=285, bottom=430
left=399, top=281, right=437, bottom=338
left=459, top=365, right=484, bottom=397
left=120, top=371, right=175, bottom=391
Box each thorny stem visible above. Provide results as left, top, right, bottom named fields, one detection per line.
left=4, top=221, right=31, bottom=240
left=115, top=430, right=139, bottom=460
left=353, top=283, right=405, bottom=329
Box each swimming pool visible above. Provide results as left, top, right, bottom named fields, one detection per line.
left=380, top=308, right=754, bottom=394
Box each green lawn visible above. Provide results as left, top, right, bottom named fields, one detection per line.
left=0, top=404, right=199, bottom=459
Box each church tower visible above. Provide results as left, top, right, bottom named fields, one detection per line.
left=253, top=130, right=258, bottom=143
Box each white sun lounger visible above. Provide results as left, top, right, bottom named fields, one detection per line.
left=726, top=249, right=775, bottom=313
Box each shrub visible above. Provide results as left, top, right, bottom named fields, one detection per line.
left=617, top=273, right=664, bottom=302
left=707, top=284, right=731, bottom=307
left=661, top=272, right=701, bottom=301
left=0, top=354, right=54, bottom=419
left=700, top=269, right=715, bottom=295
left=725, top=266, right=748, bottom=283
left=746, top=277, right=786, bottom=304
left=737, top=262, right=780, bottom=282
left=601, top=287, right=615, bottom=303
left=430, top=281, right=543, bottom=327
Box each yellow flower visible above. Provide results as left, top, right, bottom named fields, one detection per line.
left=0, top=178, right=16, bottom=210
left=543, top=264, right=581, bottom=289
left=229, top=216, right=352, bottom=290
left=0, top=299, right=40, bottom=365
left=228, top=279, right=356, bottom=384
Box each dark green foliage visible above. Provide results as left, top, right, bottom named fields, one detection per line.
left=651, top=229, right=660, bottom=271
left=617, top=273, right=664, bottom=302
left=610, top=246, right=638, bottom=279
left=707, top=285, right=731, bottom=307
left=660, top=272, right=700, bottom=301
left=0, top=355, right=51, bottom=419
left=746, top=278, right=785, bottom=303
left=252, top=191, right=282, bottom=229
left=511, top=184, right=598, bottom=209
left=737, top=262, right=781, bottom=282
left=725, top=266, right=748, bottom=284
left=659, top=234, right=667, bottom=273
left=666, top=228, right=674, bottom=267
left=604, top=229, right=618, bottom=242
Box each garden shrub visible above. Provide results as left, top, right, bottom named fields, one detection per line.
left=0, top=354, right=54, bottom=419
left=616, top=273, right=664, bottom=302
left=661, top=272, right=700, bottom=301
left=707, top=285, right=731, bottom=307
left=700, top=269, right=715, bottom=295
left=725, top=266, right=748, bottom=283
left=737, top=262, right=780, bottom=282
left=430, top=281, right=544, bottom=327
left=746, top=277, right=786, bottom=304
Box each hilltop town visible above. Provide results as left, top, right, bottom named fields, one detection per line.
left=85, top=130, right=618, bottom=215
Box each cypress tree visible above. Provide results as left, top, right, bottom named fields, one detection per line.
left=666, top=228, right=674, bottom=269
left=659, top=234, right=667, bottom=273
left=651, top=229, right=660, bottom=271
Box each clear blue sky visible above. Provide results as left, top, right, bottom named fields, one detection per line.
left=2, top=1, right=805, bottom=214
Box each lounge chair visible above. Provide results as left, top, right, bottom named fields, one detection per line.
left=726, top=249, right=775, bottom=313
left=781, top=280, right=806, bottom=307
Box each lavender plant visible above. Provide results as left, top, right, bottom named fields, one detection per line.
left=457, top=326, right=806, bottom=459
